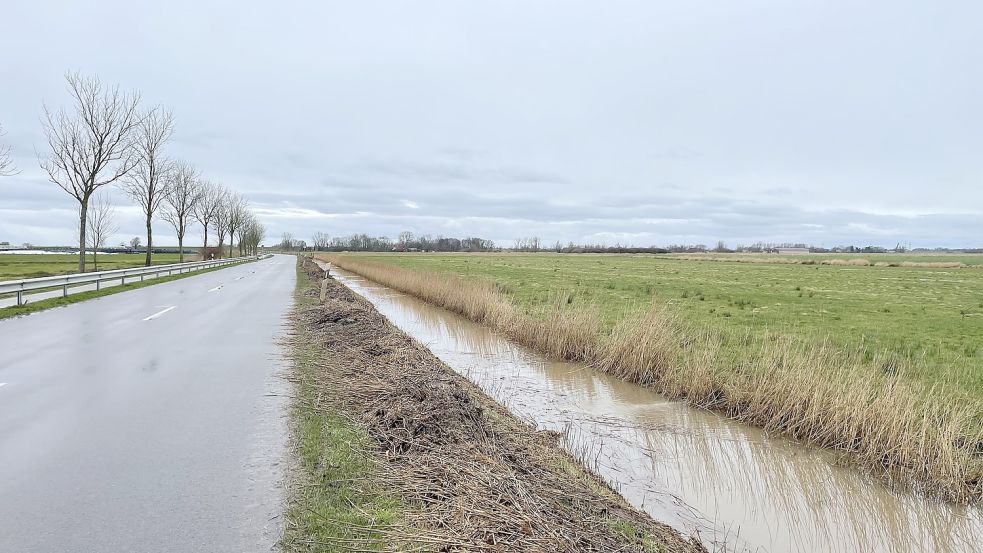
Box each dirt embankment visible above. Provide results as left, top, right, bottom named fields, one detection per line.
left=294, top=258, right=704, bottom=552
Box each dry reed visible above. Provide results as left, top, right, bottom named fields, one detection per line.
left=321, top=254, right=983, bottom=504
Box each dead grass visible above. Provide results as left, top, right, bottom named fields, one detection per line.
left=296, top=258, right=704, bottom=552
left=321, top=254, right=983, bottom=505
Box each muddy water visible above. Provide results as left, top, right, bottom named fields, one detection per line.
left=327, top=266, right=983, bottom=553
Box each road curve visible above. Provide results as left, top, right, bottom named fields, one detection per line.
left=0, top=254, right=295, bottom=552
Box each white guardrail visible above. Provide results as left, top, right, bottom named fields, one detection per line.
left=0, top=255, right=267, bottom=307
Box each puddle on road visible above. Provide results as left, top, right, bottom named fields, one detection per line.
left=327, top=266, right=983, bottom=553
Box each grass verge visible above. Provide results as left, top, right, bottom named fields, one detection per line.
left=281, top=262, right=401, bottom=551
left=0, top=252, right=188, bottom=280
left=320, top=254, right=983, bottom=505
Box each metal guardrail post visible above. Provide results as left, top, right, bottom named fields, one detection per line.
left=1, top=255, right=263, bottom=307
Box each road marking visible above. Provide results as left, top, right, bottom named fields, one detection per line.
left=0, top=383, right=7, bottom=389
left=143, top=306, right=176, bottom=321
left=208, top=285, right=223, bottom=292
left=234, top=276, right=245, bottom=281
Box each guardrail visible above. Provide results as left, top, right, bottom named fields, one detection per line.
left=0, top=255, right=265, bottom=307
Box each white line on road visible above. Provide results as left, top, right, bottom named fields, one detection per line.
left=234, top=276, right=245, bottom=281
left=143, top=306, right=177, bottom=321
left=0, top=383, right=7, bottom=389
left=208, top=285, right=223, bottom=292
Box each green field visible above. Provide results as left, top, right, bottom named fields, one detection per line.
left=0, top=253, right=187, bottom=280
left=345, top=253, right=983, bottom=395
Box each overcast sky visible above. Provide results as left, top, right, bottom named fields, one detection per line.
left=1, top=0, right=981, bottom=249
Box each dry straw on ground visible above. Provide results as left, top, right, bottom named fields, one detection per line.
left=321, top=255, right=983, bottom=504
left=295, top=259, right=704, bottom=552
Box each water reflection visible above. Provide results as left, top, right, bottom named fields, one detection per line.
left=331, top=267, right=983, bottom=553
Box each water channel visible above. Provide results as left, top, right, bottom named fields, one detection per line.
left=327, top=265, right=982, bottom=552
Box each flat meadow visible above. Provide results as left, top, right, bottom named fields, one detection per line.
left=0, top=252, right=185, bottom=280
left=343, top=252, right=983, bottom=395
left=322, top=251, right=983, bottom=501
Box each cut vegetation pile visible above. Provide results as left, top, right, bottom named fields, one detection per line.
left=320, top=254, right=983, bottom=504
left=285, top=258, right=703, bottom=552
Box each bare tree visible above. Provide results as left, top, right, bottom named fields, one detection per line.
left=225, top=193, right=247, bottom=258
left=192, top=180, right=223, bottom=252
left=122, top=108, right=174, bottom=266
left=312, top=232, right=330, bottom=251
left=86, top=193, right=118, bottom=271
left=0, top=123, right=17, bottom=176
left=39, top=73, right=142, bottom=271
left=237, top=212, right=260, bottom=256
left=241, top=216, right=266, bottom=255
left=162, top=161, right=202, bottom=263
left=213, top=188, right=231, bottom=257
left=279, top=232, right=295, bottom=251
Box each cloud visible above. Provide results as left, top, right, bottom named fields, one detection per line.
left=0, top=0, right=981, bottom=248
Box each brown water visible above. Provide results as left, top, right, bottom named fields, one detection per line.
left=327, top=265, right=983, bottom=553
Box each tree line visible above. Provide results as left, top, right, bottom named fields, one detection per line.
left=1, top=72, right=266, bottom=272
left=281, top=232, right=497, bottom=252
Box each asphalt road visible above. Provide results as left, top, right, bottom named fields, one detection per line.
left=0, top=254, right=295, bottom=552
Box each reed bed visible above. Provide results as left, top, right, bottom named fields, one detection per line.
left=320, top=254, right=983, bottom=504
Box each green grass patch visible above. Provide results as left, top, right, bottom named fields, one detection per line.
left=281, top=260, right=401, bottom=552
left=337, top=253, right=983, bottom=397
left=0, top=253, right=188, bottom=280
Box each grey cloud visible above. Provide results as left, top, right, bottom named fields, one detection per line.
left=1, top=0, right=981, bottom=248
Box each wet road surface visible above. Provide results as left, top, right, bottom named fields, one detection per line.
left=0, top=255, right=294, bottom=552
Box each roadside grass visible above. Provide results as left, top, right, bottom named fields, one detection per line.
left=321, top=253, right=983, bottom=504
left=0, top=253, right=189, bottom=280
left=281, top=261, right=401, bottom=552
left=0, top=264, right=236, bottom=321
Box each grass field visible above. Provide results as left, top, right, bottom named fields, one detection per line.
left=340, top=253, right=983, bottom=395
left=321, top=252, right=983, bottom=503
left=0, top=253, right=189, bottom=280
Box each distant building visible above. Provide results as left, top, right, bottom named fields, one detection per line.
left=776, top=247, right=810, bottom=255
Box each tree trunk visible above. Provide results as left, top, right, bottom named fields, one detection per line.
left=93, top=249, right=98, bottom=271
left=145, top=216, right=153, bottom=267
left=202, top=223, right=208, bottom=259
left=78, top=200, right=88, bottom=273
left=178, top=233, right=184, bottom=263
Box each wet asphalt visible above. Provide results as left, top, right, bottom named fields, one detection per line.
left=0, top=254, right=295, bottom=552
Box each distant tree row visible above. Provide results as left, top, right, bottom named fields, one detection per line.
left=289, top=231, right=498, bottom=252
left=1, top=72, right=266, bottom=272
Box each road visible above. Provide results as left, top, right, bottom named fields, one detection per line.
left=0, top=254, right=295, bottom=552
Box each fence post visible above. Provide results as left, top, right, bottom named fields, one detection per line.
left=62, top=284, right=68, bottom=297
